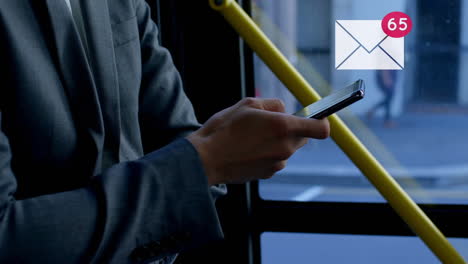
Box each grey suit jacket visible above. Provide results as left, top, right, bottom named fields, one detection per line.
left=0, top=0, right=224, bottom=263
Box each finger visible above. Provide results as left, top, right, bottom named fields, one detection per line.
left=259, top=98, right=286, bottom=113
left=236, top=97, right=262, bottom=109
left=259, top=160, right=288, bottom=180
left=291, top=137, right=308, bottom=149
left=272, top=160, right=287, bottom=173
left=236, top=98, right=285, bottom=113
left=288, top=115, right=330, bottom=139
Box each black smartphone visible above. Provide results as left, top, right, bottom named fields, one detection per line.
left=293, top=79, right=365, bottom=119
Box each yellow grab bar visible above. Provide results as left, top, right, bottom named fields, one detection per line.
left=209, top=0, right=466, bottom=263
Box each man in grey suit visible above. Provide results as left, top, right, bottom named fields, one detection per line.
left=0, top=0, right=329, bottom=263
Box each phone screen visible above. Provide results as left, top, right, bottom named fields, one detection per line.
left=294, top=79, right=365, bottom=119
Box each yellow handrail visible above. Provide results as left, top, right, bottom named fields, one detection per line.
left=209, top=0, right=466, bottom=263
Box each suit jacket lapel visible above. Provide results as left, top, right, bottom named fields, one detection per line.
left=44, top=0, right=105, bottom=173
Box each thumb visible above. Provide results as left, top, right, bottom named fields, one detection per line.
left=289, top=115, right=330, bottom=139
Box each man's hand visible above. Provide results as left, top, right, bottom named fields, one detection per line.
left=187, top=98, right=330, bottom=186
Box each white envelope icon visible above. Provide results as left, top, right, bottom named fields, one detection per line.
left=335, top=20, right=404, bottom=70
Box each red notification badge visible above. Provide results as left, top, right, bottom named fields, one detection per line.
left=382, top=11, right=413, bottom=38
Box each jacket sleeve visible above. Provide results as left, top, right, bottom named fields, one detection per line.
left=136, top=0, right=198, bottom=152
left=0, top=114, right=223, bottom=263
left=134, top=0, right=227, bottom=201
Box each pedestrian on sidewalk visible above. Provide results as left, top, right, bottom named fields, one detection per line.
left=367, top=70, right=398, bottom=127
